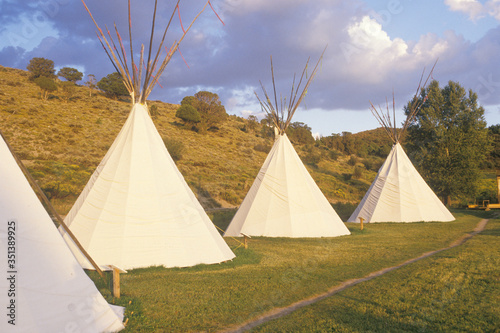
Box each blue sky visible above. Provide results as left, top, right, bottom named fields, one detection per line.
left=1, top=0, right=500, bottom=137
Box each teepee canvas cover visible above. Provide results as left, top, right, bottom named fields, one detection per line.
left=0, top=134, right=124, bottom=332
left=63, top=103, right=234, bottom=269
left=60, top=0, right=234, bottom=269
left=225, top=133, right=350, bottom=237
left=348, top=62, right=454, bottom=223
left=347, top=142, right=454, bottom=223
left=225, top=52, right=350, bottom=238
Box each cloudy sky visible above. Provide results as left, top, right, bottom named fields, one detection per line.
left=1, top=0, right=500, bottom=136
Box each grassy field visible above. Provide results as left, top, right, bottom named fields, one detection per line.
left=2, top=65, right=499, bottom=332
left=87, top=209, right=499, bottom=332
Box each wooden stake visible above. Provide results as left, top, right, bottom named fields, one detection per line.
left=241, top=233, right=251, bottom=249
left=108, top=265, right=127, bottom=298
left=359, top=217, right=364, bottom=230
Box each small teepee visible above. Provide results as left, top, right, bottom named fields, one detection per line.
left=0, top=131, right=124, bottom=332
left=348, top=64, right=454, bottom=223
left=225, top=53, right=350, bottom=238
left=60, top=0, right=235, bottom=270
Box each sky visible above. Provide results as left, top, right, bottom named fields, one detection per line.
left=1, top=0, right=500, bottom=137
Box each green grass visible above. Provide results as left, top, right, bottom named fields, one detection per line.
left=86, top=210, right=498, bottom=332
left=254, top=215, right=500, bottom=333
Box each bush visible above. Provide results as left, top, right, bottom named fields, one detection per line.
left=59, top=81, right=77, bottom=102
left=329, top=149, right=342, bottom=161
left=97, top=72, right=129, bottom=99
left=34, top=76, right=57, bottom=100
left=149, top=104, right=159, bottom=118
left=304, top=151, right=321, bottom=166
left=353, top=165, right=364, bottom=179
left=331, top=202, right=358, bottom=221
left=254, top=143, right=271, bottom=153
left=176, top=104, right=200, bottom=124
left=347, top=155, right=358, bottom=166
left=163, top=138, right=185, bottom=161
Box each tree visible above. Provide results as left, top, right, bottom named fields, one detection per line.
left=194, top=91, right=227, bottom=132
left=487, top=124, right=500, bottom=169
left=57, top=67, right=83, bottom=83
left=27, top=57, right=56, bottom=80
left=59, top=81, right=76, bottom=102
left=97, top=72, right=129, bottom=99
left=177, top=92, right=227, bottom=133
left=85, top=74, right=97, bottom=97
left=176, top=104, right=201, bottom=125
left=405, top=80, right=490, bottom=205
left=34, top=76, right=57, bottom=100
left=287, top=122, right=314, bottom=145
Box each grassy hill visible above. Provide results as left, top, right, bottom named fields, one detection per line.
left=0, top=65, right=382, bottom=216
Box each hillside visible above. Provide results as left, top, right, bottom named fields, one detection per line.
left=0, top=65, right=382, bottom=215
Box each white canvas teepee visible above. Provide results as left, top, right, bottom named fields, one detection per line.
left=347, top=142, right=455, bottom=223
left=225, top=53, right=350, bottom=238
left=348, top=63, right=454, bottom=223
left=60, top=0, right=234, bottom=269
left=0, top=133, right=124, bottom=332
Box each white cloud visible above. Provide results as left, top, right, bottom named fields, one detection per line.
left=338, top=16, right=410, bottom=83
left=445, top=0, right=484, bottom=20
left=445, top=0, right=500, bottom=21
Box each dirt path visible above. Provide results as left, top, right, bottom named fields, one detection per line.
left=220, top=219, right=489, bottom=333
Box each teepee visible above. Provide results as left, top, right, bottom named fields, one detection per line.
left=0, top=131, right=124, bottom=332
left=348, top=64, right=454, bottom=223
left=225, top=53, right=350, bottom=238
left=60, top=0, right=234, bottom=270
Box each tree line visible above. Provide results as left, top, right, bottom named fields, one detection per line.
left=26, top=57, right=130, bottom=101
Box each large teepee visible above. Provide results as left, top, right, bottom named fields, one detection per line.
left=225, top=53, right=350, bottom=238
left=60, top=0, right=235, bottom=270
left=0, top=131, right=124, bottom=332
left=348, top=64, right=454, bottom=223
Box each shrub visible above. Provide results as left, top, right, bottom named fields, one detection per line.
left=347, top=155, right=358, bottom=166
left=163, top=138, right=185, bottom=161
left=149, top=104, right=159, bottom=118
left=59, top=81, right=76, bottom=102
left=329, top=149, right=342, bottom=161
left=304, top=151, right=321, bottom=166
left=176, top=104, right=200, bottom=124
left=254, top=143, right=271, bottom=153
left=34, top=76, right=57, bottom=100
left=97, top=72, right=129, bottom=99
left=353, top=165, right=364, bottom=179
